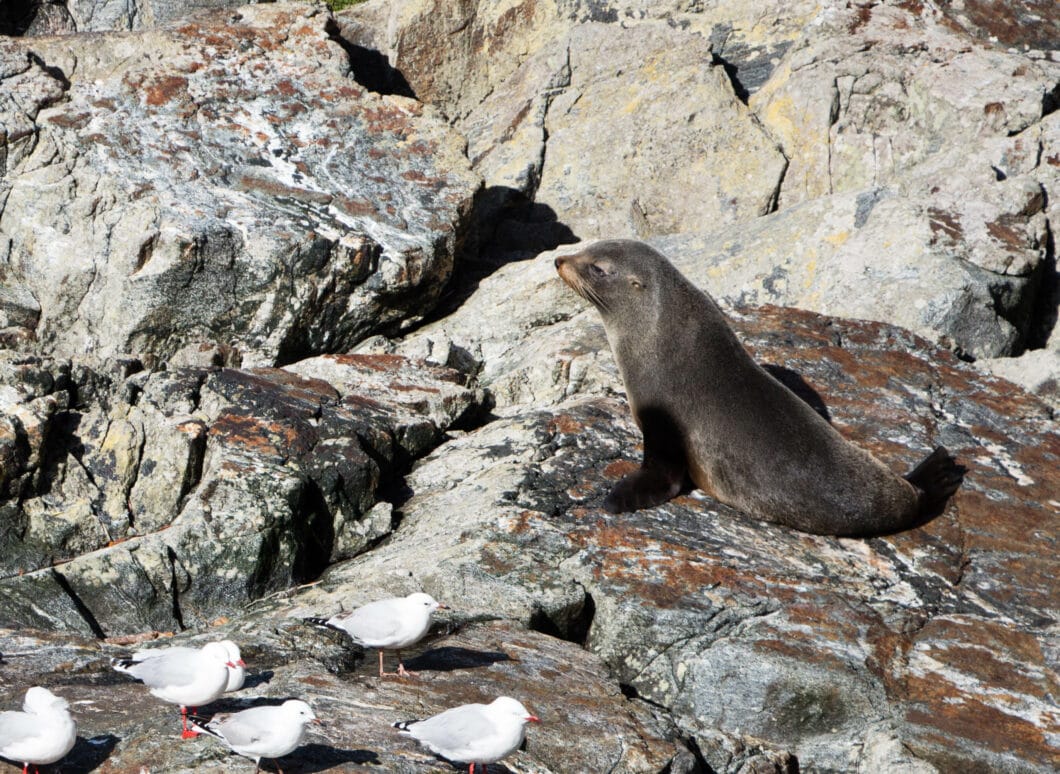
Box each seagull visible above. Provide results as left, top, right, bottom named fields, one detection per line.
left=305, top=592, right=448, bottom=677
left=112, top=640, right=239, bottom=739
left=393, top=696, right=540, bottom=773
left=189, top=699, right=320, bottom=774
left=0, top=687, right=77, bottom=774
left=131, top=639, right=246, bottom=692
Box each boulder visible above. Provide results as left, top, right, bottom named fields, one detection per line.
left=0, top=3, right=480, bottom=368
left=749, top=1, right=1059, bottom=208
left=0, top=353, right=484, bottom=636
left=344, top=303, right=1060, bottom=772
left=340, top=0, right=826, bottom=118
left=0, top=619, right=692, bottom=772
left=478, top=22, right=788, bottom=240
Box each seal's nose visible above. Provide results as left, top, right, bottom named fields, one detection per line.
left=554, top=256, right=566, bottom=269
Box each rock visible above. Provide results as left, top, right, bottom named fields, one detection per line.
left=378, top=246, right=614, bottom=410
left=981, top=348, right=1060, bottom=411
left=341, top=0, right=826, bottom=118
left=937, top=0, right=1060, bottom=54
left=476, top=22, right=787, bottom=240
left=340, top=303, right=1059, bottom=771
left=0, top=3, right=480, bottom=368
left=749, top=1, right=1059, bottom=208
left=649, top=175, right=1046, bottom=359
left=0, top=353, right=484, bottom=636
left=68, top=0, right=252, bottom=33
left=346, top=0, right=1059, bottom=364
left=0, top=619, right=689, bottom=772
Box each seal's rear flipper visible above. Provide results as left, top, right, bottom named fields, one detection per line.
left=905, top=445, right=965, bottom=514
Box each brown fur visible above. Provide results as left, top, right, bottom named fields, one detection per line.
left=556, top=240, right=962, bottom=536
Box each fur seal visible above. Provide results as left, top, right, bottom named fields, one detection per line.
left=555, top=239, right=963, bottom=536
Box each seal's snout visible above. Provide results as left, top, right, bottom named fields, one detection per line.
left=554, top=255, right=566, bottom=269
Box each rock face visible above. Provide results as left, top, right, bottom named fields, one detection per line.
left=0, top=1, right=1058, bottom=773
left=0, top=4, right=480, bottom=367
left=343, top=0, right=1060, bottom=383
left=0, top=351, right=483, bottom=636
left=0, top=618, right=693, bottom=772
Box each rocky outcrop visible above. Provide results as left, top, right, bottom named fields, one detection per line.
left=1, top=2, right=1058, bottom=773
left=0, top=4, right=480, bottom=368
left=0, top=351, right=483, bottom=636
left=342, top=0, right=1060, bottom=389
left=0, top=618, right=694, bottom=772
left=351, top=282, right=1060, bottom=772
left=1, top=0, right=258, bottom=35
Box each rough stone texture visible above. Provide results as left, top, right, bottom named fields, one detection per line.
left=0, top=620, right=691, bottom=772
left=342, top=0, right=823, bottom=119
left=649, top=176, right=1046, bottom=360
left=0, top=3, right=480, bottom=368
left=0, top=0, right=263, bottom=35
left=343, top=0, right=1060, bottom=380
left=749, top=1, right=1059, bottom=208
left=349, top=303, right=1060, bottom=772
left=1, top=2, right=1058, bottom=772
left=0, top=353, right=483, bottom=637
left=489, top=22, right=788, bottom=240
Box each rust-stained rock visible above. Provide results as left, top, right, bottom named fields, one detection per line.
left=0, top=353, right=484, bottom=636
left=333, top=305, right=1059, bottom=772
left=0, top=619, right=690, bottom=772
left=0, top=3, right=480, bottom=368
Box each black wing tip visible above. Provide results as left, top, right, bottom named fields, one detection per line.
left=393, top=720, right=417, bottom=731
left=186, top=718, right=220, bottom=739
left=303, top=617, right=342, bottom=632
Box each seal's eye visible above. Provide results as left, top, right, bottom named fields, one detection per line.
left=588, top=263, right=607, bottom=277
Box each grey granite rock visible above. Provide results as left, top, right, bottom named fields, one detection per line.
left=0, top=3, right=480, bottom=368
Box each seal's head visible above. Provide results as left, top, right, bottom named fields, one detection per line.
left=554, top=239, right=666, bottom=322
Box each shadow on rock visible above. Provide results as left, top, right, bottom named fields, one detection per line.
left=241, top=668, right=275, bottom=690
left=62, top=734, right=119, bottom=773
left=762, top=363, right=832, bottom=422
left=428, top=187, right=580, bottom=323
left=402, top=646, right=511, bottom=673
left=191, top=694, right=305, bottom=718
left=287, top=743, right=381, bottom=772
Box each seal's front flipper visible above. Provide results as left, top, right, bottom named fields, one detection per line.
left=603, top=406, right=686, bottom=513
left=603, top=465, right=683, bottom=513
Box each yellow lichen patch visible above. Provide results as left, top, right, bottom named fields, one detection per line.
left=823, top=230, right=850, bottom=247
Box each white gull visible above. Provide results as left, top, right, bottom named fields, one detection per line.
left=131, top=639, right=246, bottom=692
left=190, top=699, right=320, bottom=774
left=0, top=687, right=77, bottom=774
left=394, top=696, right=539, bottom=773
left=112, top=640, right=238, bottom=738
left=305, top=592, right=448, bottom=677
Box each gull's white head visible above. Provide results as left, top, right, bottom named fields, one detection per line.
left=283, top=699, right=320, bottom=725
left=406, top=592, right=449, bottom=612
left=202, top=641, right=240, bottom=668
left=218, top=640, right=246, bottom=667
left=490, top=696, right=540, bottom=724
left=23, top=687, right=70, bottom=714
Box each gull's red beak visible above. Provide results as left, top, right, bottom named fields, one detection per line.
left=526, top=714, right=540, bottom=723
